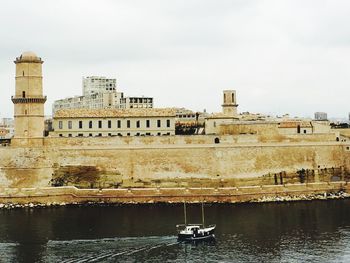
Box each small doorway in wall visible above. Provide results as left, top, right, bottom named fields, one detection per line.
left=297, top=125, right=301, bottom=134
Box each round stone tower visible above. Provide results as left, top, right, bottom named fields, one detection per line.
left=11, top=51, right=46, bottom=138
left=222, top=90, right=238, bottom=116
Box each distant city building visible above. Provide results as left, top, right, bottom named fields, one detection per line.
left=314, top=112, right=328, bottom=121
left=0, top=118, right=14, bottom=127
left=82, top=76, right=116, bottom=96
left=52, top=108, right=176, bottom=137
left=52, top=76, right=153, bottom=115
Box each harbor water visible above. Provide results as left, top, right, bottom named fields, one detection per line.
left=1, top=200, right=350, bottom=262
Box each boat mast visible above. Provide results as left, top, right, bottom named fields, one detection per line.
left=184, top=202, right=187, bottom=225
left=201, top=202, right=205, bottom=227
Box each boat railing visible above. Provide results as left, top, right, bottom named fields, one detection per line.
left=176, top=224, right=216, bottom=229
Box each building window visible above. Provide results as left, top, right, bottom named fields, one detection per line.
left=167, top=120, right=170, bottom=128
left=136, top=120, right=140, bottom=128
left=98, top=120, right=102, bottom=129
left=127, top=133, right=130, bottom=136
left=59, top=121, right=63, bottom=129
left=108, top=133, right=112, bottom=136
left=68, top=134, right=72, bottom=137
left=78, top=133, right=83, bottom=137
left=136, top=132, right=140, bottom=136
left=157, top=120, right=161, bottom=128
left=68, top=121, right=72, bottom=129
left=89, top=133, right=92, bottom=137
left=79, top=121, right=83, bottom=129
left=146, top=132, right=151, bottom=136
left=157, top=132, right=161, bottom=136
left=98, top=133, right=102, bottom=137
left=127, top=120, right=131, bottom=128
left=146, top=120, right=150, bottom=128
left=22, top=91, right=25, bottom=98
left=89, top=121, right=92, bottom=129
left=117, top=120, right=121, bottom=128
left=59, top=134, right=63, bottom=137
left=108, top=120, right=112, bottom=129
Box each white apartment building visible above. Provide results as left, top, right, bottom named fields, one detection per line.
left=52, top=76, right=154, bottom=115
left=314, top=112, right=328, bottom=121
left=82, top=76, right=116, bottom=96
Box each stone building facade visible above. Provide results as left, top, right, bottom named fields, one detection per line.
left=51, top=108, right=176, bottom=137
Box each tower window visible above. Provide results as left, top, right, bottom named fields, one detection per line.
left=127, top=120, right=131, bottom=128
left=79, top=121, right=83, bottom=129
left=232, top=94, right=234, bottom=103
left=22, top=91, right=26, bottom=98
left=167, top=120, right=171, bottom=128
left=136, top=120, right=140, bottom=128
left=98, top=120, right=102, bottom=129
left=68, top=121, right=72, bottom=129
left=157, top=120, right=161, bottom=128
left=22, top=71, right=24, bottom=76
left=146, top=120, right=150, bottom=128
left=89, top=121, right=92, bottom=129
left=59, top=121, right=63, bottom=129
left=117, top=120, right=121, bottom=128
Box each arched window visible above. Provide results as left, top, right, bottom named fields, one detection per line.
left=22, top=91, right=26, bottom=98
left=232, top=93, right=234, bottom=103
left=215, top=137, right=220, bottom=144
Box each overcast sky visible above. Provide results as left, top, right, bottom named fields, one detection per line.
left=0, top=0, right=350, bottom=119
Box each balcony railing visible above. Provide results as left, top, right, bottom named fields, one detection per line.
left=11, top=96, right=47, bottom=104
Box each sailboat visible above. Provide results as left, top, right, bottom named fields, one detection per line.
left=176, top=202, right=216, bottom=242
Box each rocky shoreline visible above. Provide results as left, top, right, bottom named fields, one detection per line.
left=252, top=190, right=350, bottom=203
left=0, top=190, right=349, bottom=209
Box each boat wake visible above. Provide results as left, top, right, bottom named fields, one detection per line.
left=46, top=236, right=179, bottom=263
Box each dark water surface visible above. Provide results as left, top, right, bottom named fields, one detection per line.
left=1, top=200, right=350, bottom=262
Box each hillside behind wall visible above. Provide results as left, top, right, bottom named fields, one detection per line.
left=0, top=134, right=349, bottom=189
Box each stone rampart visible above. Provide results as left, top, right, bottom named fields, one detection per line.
left=0, top=134, right=349, bottom=189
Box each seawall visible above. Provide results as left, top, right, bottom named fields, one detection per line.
left=0, top=182, right=348, bottom=206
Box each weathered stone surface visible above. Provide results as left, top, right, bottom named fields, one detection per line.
left=0, top=135, right=349, bottom=189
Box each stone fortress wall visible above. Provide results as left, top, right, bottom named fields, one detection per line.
left=1, top=133, right=349, bottom=190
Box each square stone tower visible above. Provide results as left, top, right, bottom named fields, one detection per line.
left=222, top=90, right=238, bottom=116
left=11, top=51, right=46, bottom=138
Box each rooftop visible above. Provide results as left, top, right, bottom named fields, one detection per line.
left=54, top=108, right=177, bottom=118
left=15, top=51, right=42, bottom=63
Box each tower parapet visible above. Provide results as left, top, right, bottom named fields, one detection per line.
left=12, top=51, right=46, bottom=138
